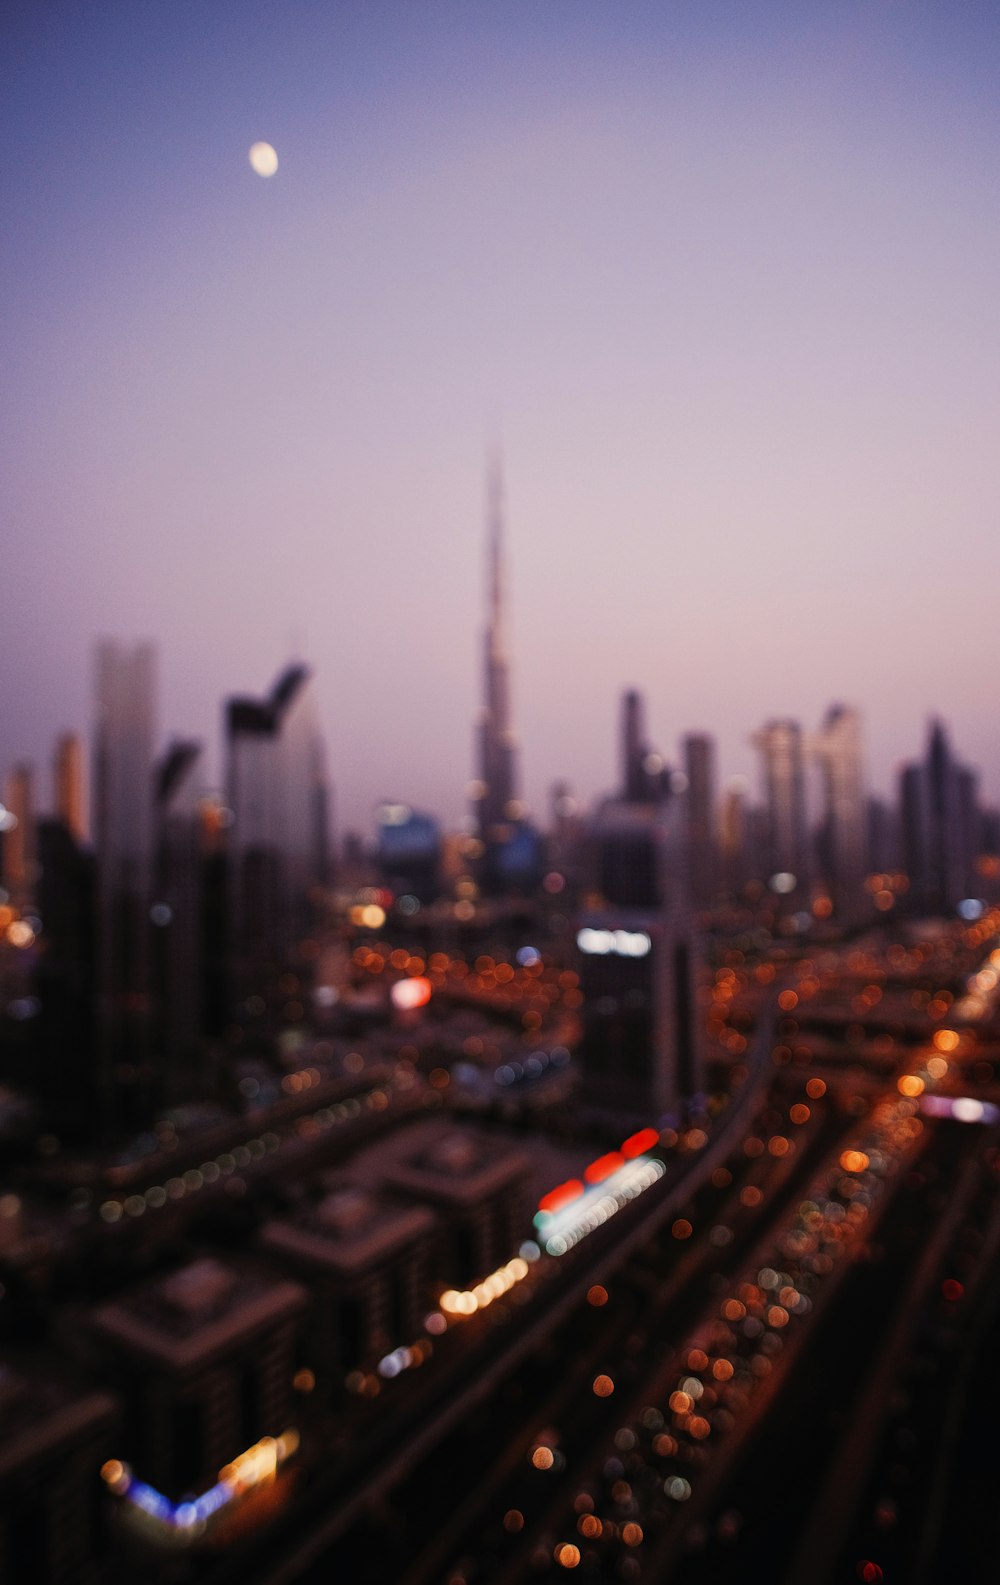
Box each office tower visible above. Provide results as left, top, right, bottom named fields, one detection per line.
left=753, top=718, right=809, bottom=887
left=152, top=739, right=204, bottom=1093
left=866, top=796, right=899, bottom=877
left=375, top=803, right=441, bottom=903
left=1, top=763, right=35, bottom=903
left=53, top=732, right=86, bottom=845
left=621, top=689, right=648, bottom=802
left=683, top=732, right=716, bottom=907
left=471, top=459, right=521, bottom=888
left=577, top=796, right=702, bottom=1124
left=93, top=639, right=157, bottom=1123
left=618, top=689, right=672, bottom=804
left=813, top=704, right=866, bottom=922
left=720, top=779, right=750, bottom=897
left=226, top=664, right=331, bottom=992
left=901, top=719, right=977, bottom=912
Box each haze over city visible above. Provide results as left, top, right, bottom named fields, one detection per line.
left=4, top=0, right=1000, bottom=829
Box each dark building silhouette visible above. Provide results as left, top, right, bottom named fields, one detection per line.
left=152, top=740, right=204, bottom=1098
left=93, top=639, right=157, bottom=1132
left=226, top=664, right=330, bottom=995
left=33, top=817, right=97, bottom=1137
left=0, top=1354, right=116, bottom=1585
left=383, top=1126, right=530, bottom=1287
left=683, top=732, right=716, bottom=908
left=621, top=689, right=648, bottom=802
left=261, top=1182, right=436, bottom=1390
left=578, top=798, right=702, bottom=1125
left=90, top=1256, right=305, bottom=1501
left=900, top=719, right=978, bottom=912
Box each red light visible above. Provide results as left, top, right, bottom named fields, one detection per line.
left=858, top=1565, right=883, bottom=1584
left=390, top=976, right=432, bottom=1011
left=621, top=1127, right=658, bottom=1159
left=942, top=1278, right=964, bottom=1302
left=585, top=1151, right=625, bottom=1185
left=538, top=1179, right=584, bottom=1215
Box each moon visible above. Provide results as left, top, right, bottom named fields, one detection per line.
left=249, top=141, right=279, bottom=178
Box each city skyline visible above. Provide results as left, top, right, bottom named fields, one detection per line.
left=0, top=617, right=996, bottom=844
left=4, top=2, right=1000, bottom=829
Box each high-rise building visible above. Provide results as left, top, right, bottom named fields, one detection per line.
left=900, top=718, right=978, bottom=913
left=720, top=778, right=751, bottom=897
left=226, top=664, right=330, bottom=991
left=813, top=704, right=866, bottom=922
left=53, top=732, right=86, bottom=845
left=471, top=459, right=522, bottom=890
left=93, top=639, right=157, bottom=1124
left=683, top=732, right=716, bottom=908
left=753, top=718, right=809, bottom=888
left=622, top=689, right=647, bottom=802
left=577, top=797, right=702, bottom=1125
left=618, top=689, right=671, bottom=803
left=152, top=739, right=204, bottom=1092
left=1, top=763, right=35, bottom=903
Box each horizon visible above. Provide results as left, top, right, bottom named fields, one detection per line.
left=4, top=1, right=999, bottom=828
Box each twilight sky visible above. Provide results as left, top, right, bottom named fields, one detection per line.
left=3, top=1, right=999, bottom=836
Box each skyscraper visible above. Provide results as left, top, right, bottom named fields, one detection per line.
left=1, top=763, right=35, bottom=903
left=813, top=704, right=866, bottom=922
left=53, top=731, right=86, bottom=845
left=152, top=739, right=204, bottom=1092
left=226, top=664, right=331, bottom=991
left=720, top=778, right=751, bottom=897
left=577, top=796, right=702, bottom=1124
left=753, top=718, right=809, bottom=887
left=471, top=458, right=522, bottom=889
left=683, top=732, right=716, bottom=908
left=93, top=639, right=157, bottom=1125
left=622, top=689, right=648, bottom=802
left=900, top=718, right=978, bottom=913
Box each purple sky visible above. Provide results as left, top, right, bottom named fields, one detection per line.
left=3, top=2, right=1000, bottom=835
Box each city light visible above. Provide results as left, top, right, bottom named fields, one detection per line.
left=390, top=976, right=432, bottom=1011
left=102, top=1430, right=300, bottom=1543
left=576, top=927, right=651, bottom=958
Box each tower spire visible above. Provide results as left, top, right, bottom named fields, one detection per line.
left=487, top=448, right=505, bottom=656
left=473, top=451, right=518, bottom=860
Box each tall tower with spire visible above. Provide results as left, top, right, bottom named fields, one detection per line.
left=473, top=457, right=521, bottom=878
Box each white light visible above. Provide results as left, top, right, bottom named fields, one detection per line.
left=379, top=803, right=412, bottom=825
left=0, top=806, right=17, bottom=833
left=577, top=927, right=651, bottom=958
left=952, top=1096, right=986, bottom=1124
left=770, top=872, right=797, bottom=894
